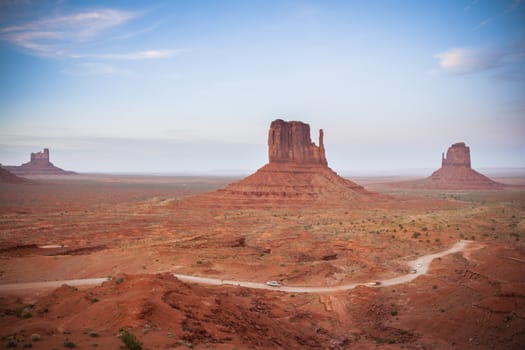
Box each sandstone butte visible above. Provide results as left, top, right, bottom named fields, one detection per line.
left=191, top=119, right=383, bottom=207
left=423, top=142, right=504, bottom=189
left=4, top=148, right=76, bottom=176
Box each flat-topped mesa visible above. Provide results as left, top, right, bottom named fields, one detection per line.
left=4, top=148, right=76, bottom=175
left=268, top=119, right=327, bottom=165
left=29, top=148, right=51, bottom=167
left=441, top=142, right=471, bottom=168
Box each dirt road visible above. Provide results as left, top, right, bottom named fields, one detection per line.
left=0, top=240, right=472, bottom=294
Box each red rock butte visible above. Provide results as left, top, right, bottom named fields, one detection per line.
left=192, top=119, right=381, bottom=207
left=4, top=148, right=76, bottom=176
left=424, top=142, right=503, bottom=189
left=268, top=119, right=327, bottom=165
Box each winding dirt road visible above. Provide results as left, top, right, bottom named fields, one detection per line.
left=0, top=240, right=471, bottom=294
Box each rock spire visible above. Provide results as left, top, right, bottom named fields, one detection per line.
left=268, top=119, right=327, bottom=165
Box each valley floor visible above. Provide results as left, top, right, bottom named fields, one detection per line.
left=0, top=174, right=524, bottom=349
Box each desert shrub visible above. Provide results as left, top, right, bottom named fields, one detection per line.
left=89, top=331, right=99, bottom=338
left=115, top=277, right=125, bottom=285
left=412, top=232, right=421, bottom=239
left=15, top=306, right=33, bottom=319
left=119, top=329, right=142, bottom=350
left=390, top=310, right=398, bottom=316
left=63, top=339, right=76, bottom=348
left=30, top=334, right=41, bottom=341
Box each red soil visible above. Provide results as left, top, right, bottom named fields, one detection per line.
left=0, top=173, right=523, bottom=349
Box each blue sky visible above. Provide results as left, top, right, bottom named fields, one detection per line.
left=1, top=0, right=524, bottom=174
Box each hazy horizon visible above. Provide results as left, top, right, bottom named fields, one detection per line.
left=1, top=1, right=524, bottom=173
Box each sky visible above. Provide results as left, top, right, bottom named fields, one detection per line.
left=0, top=0, right=524, bottom=174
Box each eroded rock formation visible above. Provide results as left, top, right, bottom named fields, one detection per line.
left=268, top=119, right=327, bottom=165
left=192, top=119, right=381, bottom=207
left=441, top=142, right=471, bottom=168
left=5, top=148, right=76, bottom=175
left=426, top=142, right=503, bottom=189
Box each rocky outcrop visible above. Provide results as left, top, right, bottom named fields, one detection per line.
left=4, top=148, right=76, bottom=176
left=424, top=142, right=503, bottom=189
left=398, top=142, right=504, bottom=190
left=377, top=142, right=506, bottom=190
left=192, top=119, right=382, bottom=207
left=0, top=166, right=28, bottom=184
left=441, top=142, right=471, bottom=168
left=268, top=119, right=327, bottom=165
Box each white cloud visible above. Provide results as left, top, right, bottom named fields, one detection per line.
left=0, top=9, right=137, bottom=56
left=434, top=47, right=503, bottom=75
left=434, top=45, right=524, bottom=76
left=475, top=0, right=522, bottom=29
left=88, top=49, right=185, bottom=61
left=474, top=18, right=493, bottom=29
left=62, top=62, right=132, bottom=77
left=0, top=8, right=182, bottom=61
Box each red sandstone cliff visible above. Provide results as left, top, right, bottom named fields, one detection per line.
left=425, top=142, right=503, bottom=189
left=268, top=119, right=327, bottom=165
left=4, top=148, right=76, bottom=176
left=192, top=119, right=380, bottom=207
left=441, top=142, right=471, bottom=168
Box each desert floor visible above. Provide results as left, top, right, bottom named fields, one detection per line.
left=1, top=174, right=524, bottom=349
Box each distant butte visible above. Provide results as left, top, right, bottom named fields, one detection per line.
left=4, top=148, right=76, bottom=176
left=192, top=119, right=382, bottom=207
left=424, top=142, right=503, bottom=189
left=395, top=142, right=504, bottom=190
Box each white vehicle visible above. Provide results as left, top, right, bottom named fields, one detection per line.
left=411, top=269, right=418, bottom=274
left=266, top=280, right=281, bottom=287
